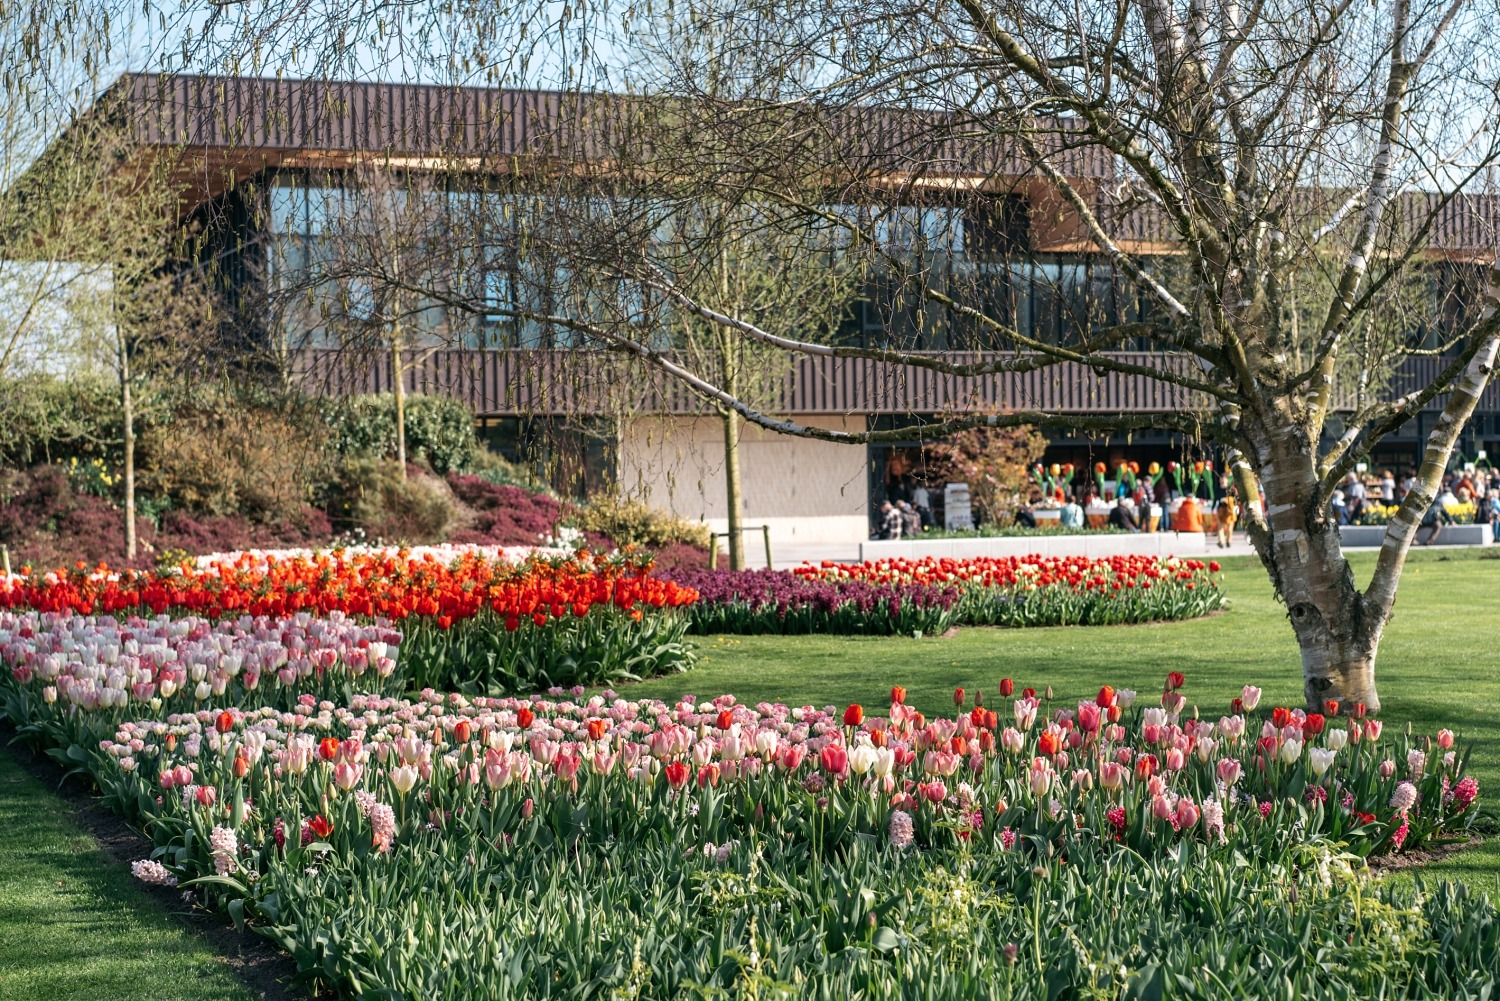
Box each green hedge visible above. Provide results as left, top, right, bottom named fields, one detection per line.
left=326, top=394, right=478, bottom=474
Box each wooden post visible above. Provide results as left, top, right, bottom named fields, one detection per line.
left=709, top=535, right=719, bottom=570
left=761, top=524, right=772, bottom=569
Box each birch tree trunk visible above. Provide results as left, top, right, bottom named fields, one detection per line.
left=117, top=330, right=137, bottom=562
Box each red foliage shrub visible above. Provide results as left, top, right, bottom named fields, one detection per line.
left=446, top=474, right=571, bottom=546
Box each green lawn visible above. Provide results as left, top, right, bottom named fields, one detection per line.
left=0, top=746, right=256, bottom=1001
left=626, top=548, right=1500, bottom=892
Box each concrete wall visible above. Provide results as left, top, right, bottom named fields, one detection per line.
left=616, top=415, right=870, bottom=546
left=1337, top=524, right=1493, bottom=547
left=861, top=532, right=1217, bottom=561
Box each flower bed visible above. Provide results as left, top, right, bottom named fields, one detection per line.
left=0, top=550, right=701, bottom=695
left=189, top=543, right=569, bottom=569
left=671, top=555, right=1224, bottom=635
left=803, top=554, right=1225, bottom=626
left=0, top=609, right=402, bottom=761
left=3, top=667, right=1487, bottom=998
left=668, top=567, right=963, bottom=635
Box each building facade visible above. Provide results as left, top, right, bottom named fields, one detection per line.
left=52, top=73, right=1500, bottom=544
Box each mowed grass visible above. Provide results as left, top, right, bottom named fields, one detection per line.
left=626, top=548, right=1500, bottom=892
left=0, top=747, right=256, bottom=1001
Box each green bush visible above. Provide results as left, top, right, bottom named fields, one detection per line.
left=460, top=445, right=555, bottom=493
left=0, top=374, right=121, bottom=468
left=331, top=458, right=457, bottom=544
left=574, top=495, right=712, bottom=550
left=327, top=394, right=478, bottom=474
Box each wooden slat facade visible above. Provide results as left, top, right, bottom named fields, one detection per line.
left=292, top=349, right=1482, bottom=419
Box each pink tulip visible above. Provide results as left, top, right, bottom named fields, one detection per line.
left=1216, top=758, right=1242, bottom=786
left=333, top=761, right=362, bottom=791
left=1098, top=761, right=1127, bottom=790
left=1379, top=759, right=1396, bottom=779
left=1166, top=748, right=1186, bottom=771
left=1365, top=720, right=1383, bottom=741
left=1437, top=729, right=1455, bottom=750
left=1175, top=798, right=1201, bottom=830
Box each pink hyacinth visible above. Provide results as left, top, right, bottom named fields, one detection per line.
left=1390, top=781, right=1418, bottom=814
left=887, top=810, right=914, bottom=848
left=369, top=802, right=396, bottom=853
left=131, top=859, right=178, bottom=887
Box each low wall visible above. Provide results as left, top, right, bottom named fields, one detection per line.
left=859, top=532, right=1217, bottom=562
left=1337, top=524, right=1493, bottom=547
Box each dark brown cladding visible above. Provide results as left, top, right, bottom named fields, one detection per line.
left=292, top=348, right=1489, bottom=419
left=117, top=73, right=603, bottom=160
left=106, top=73, right=1113, bottom=180
left=1098, top=186, right=1500, bottom=256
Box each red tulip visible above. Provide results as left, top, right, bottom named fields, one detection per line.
left=1323, top=700, right=1340, bottom=717
left=453, top=720, right=472, bottom=743
left=318, top=737, right=340, bottom=761
left=1165, top=672, right=1186, bottom=691
left=307, top=814, right=334, bottom=839
left=1271, top=707, right=1292, bottom=728
left=232, top=753, right=249, bottom=779
left=1038, top=731, right=1061, bottom=756
left=1096, top=686, right=1115, bottom=708
left=717, top=710, right=735, bottom=731
left=587, top=718, right=608, bottom=741
left=954, top=688, right=966, bottom=706
left=1304, top=713, right=1326, bottom=736
left=843, top=704, right=864, bottom=727
left=664, top=760, right=690, bottom=789
left=819, top=743, right=849, bottom=776
left=516, top=706, right=535, bottom=729
left=999, top=678, right=1014, bottom=697
left=1023, top=688, right=1037, bottom=699
left=215, top=710, right=235, bottom=734
left=890, top=686, right=907, bottom=705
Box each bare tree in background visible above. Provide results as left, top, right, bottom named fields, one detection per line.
left=514, top=0, right=1499, bottom=711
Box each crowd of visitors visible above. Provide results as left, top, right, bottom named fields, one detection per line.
left=875, top=462, right=1500, bottom=546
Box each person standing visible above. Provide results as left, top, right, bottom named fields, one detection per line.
left=1380, top=469, right=1396, bottom=503
left=898, top=500, right=922, bottom=537
left=1215, top=491, right=1239, bottom=548
left=878, top=501, right=904, bottom=540
left=910, top=481, right=933, bottom=529
left=1345, top=472, right=1367, bottom=523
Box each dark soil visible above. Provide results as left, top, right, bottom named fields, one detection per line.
left=1366, top=834, right=1486, bottom=874
left=0, top=727, right=318, bottom=1001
